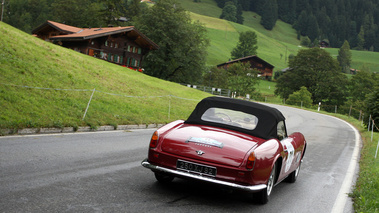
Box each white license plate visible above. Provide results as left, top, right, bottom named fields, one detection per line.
left=176, top=159, right=217, bottom=177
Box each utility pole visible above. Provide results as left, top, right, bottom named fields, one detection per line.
left=1, top=0, right=4, bottom=22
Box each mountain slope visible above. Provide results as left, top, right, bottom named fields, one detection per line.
left=183, top=0, right=379, bottom=73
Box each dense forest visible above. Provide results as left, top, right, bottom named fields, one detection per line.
left=1, top=0, right=143, bottom=33
left=215, top=0, right=379, bottom=51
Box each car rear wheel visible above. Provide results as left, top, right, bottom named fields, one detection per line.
left=154, top=172, right=174, bottom=184
left=285, top=162, right=301, bottom=183
left=255, top=164, right=276, bottom=204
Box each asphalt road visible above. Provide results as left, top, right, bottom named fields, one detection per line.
left=0, top=104, right=360, bottom=213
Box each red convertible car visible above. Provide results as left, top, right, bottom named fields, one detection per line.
left=142, top=96, right=306, bottom=204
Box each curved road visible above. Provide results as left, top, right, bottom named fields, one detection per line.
left=0, top=104, right=360, bottom=212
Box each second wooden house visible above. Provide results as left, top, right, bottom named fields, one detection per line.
left=217, top=55, right=274, bottom=79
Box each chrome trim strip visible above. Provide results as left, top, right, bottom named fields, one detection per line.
left=141, top=158, right=266, bottom=192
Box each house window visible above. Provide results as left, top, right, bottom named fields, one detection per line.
left=115, top=43, right=118, bottom=48
left=110, top=42, right=113, bottom=48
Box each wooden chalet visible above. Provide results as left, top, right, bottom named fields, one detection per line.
left=319, top=40, right=329, bottom=48
left=32, top=20, right=159, bottom=69
left=217, top=55, right=274, bottom=79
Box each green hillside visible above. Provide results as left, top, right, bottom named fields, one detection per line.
left=0, top=22, right=210, bottom=130
left=181, top=0, right=379, bottom=73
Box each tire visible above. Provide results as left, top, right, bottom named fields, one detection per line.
left=154, top=172, right=174, bottom=184
left=255, top=164, right=276, bottom=204
left=285, top=163, right=301, bottom=183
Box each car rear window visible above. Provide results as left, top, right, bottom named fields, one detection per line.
left=201, top=107, right=258, bottom=130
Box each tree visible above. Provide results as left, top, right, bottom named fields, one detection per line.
left=227, top=62, right=260, bottom=97
left=275, top=48, right=348, bottom=106
left=365, top=84, right=379, bottom=131
left=220, top=1, right=237, bottom=22
left=349, top=69, right=378, bottom=102
left=260, top=0, right=278, bottom=30
left=51, top=0, right=103, bottom=28
left=337, top=40, right=352, bottom=73
left=231, top=31, right=258, bottom=59
left=236, top=3, right=244, bottom=24
left=300, top=36, right=311, bottom=47
left=306, top=14, right=319, bottom=41
left=202, top=66, right=228, bottom=88
left=134, top=0, right=209, bottom=83
left=286, top=86, right=313, bottom=107
left=99, top=0, right=126, bottom=27
left=356, top=26, right=365, bottom=50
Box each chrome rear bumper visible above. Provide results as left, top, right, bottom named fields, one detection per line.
left=141, top=158, right=266, bottom=192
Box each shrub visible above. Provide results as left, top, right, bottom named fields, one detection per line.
left=286, top=86, right=313, bottom=107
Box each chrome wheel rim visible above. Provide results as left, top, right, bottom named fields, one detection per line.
left=295, top=165, right=300, bottom=177
left=267, top=168, right=275, bottom=196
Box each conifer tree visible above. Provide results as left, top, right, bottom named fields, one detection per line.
left=337, top=40, right=352, bottom=73
left=260, top=0, right=278, bottom=30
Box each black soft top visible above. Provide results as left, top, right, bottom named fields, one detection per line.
left=185, top=96, right=285, bottom=139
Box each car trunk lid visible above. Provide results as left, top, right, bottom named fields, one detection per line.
left=161, top=124, right=260, bottom=167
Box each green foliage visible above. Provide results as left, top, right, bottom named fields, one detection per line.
left=300, top=36, right=311, bottom=47
left=286, top=86, right=312, bottom=107
left=51, top=0, right=104, bottom=28
left=231, top=30, right=258, bottom=59
left=202, top=66, right=228, bottom=88
left=260, top=0, right=278, bottom=30
left=219, top=1, right=237, bottom=22
left=226, top=62, right=260, bottom=97
left=338, top=40, right=352, bottom=74
left=134, top=0, right=210, bottom=84
left=275, top=48, right=349, bottom=106
left=348, top=70, right=378, bottom=102
left=365, top=85, right=379, bottom=129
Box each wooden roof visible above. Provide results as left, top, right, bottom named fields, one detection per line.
left=32, top=21, right=159, bottom=50
left=217, top=55, right=274, bottom=69
left=32, top=20, right=82, bottom=34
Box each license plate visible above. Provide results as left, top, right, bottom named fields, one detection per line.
left=176, top=159, right=217, bottom=177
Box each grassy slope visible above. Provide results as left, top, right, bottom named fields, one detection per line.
left=181, top=0, right=379, bottom=73
left=0, top=22, right=210, bottom=130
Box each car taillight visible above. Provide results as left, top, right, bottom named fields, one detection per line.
left=246, top=152, right=256, bottom=170
left=150, top=131, right=159, bottom=148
